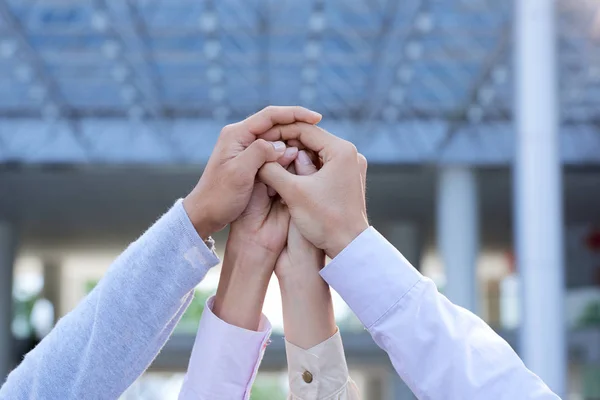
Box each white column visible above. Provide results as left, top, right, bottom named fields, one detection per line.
left=515, top=0, right=565, bottom=395
left=437, top=167, right=479, bottom=312
left=0, top=222, right=16, bottom=381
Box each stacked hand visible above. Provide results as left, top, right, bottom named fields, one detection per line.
left=183, top=106, right=369, bottom=331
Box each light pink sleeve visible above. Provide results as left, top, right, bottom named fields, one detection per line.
left=179, top=296, right=272, bottom=400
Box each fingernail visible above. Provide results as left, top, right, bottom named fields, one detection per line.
left=312, top=111, right=323, bottom=119
left=297, top=150, right=312, bottom=165
left=284, top=147, right=298, bottom=158
left=272, top=141, right=286, bottom=151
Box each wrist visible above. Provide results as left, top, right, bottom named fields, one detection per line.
left=325, top=217, right=369, bottom=258
left=214, top=248, right=274, bottom=331
left=277, top=267, right=324, bottom=291
left=182, top=193, right=220, bottom=240
left=280, top=277, right=337, bottom=349
left=226, top=232, right=280, bottom=274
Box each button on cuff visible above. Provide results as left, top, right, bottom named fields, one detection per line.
left=302, top=370, right=313, bottom=384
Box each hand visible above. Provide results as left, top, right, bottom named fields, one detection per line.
left=227, top=146, right=298, bottom=262
left=183, top=106, right=321, bottom=239
left=213, top=146, right=298, bottom=331
left=275, top=152, right=336, bottom=349
left=274, top=152, right=325, bottom=281
left=258, top=123, right=369, bottom=258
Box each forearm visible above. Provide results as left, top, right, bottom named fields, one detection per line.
left=280, top=272, right=357, bottom=400
left=214, top=238, right=274, bottom=331
left=181, top=237, right=276, bottom=399
left=279, top=272, right=336, bottom=349
left=320, top=227, right=559, bottom=400
left=0, top=200, right=219, bottom=399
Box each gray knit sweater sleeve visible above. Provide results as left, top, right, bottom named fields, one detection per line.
left=0, top=199, right=219, bottom=400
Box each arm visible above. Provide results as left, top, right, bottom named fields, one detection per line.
left=277, top=152, right=359, bottom=400
left=259, top=123, right=559, bottom=400
left=320, top=227, right=560, bottom=400
left=178, top=239, right=277, bottom=400
left=279, top=258, right=360, bottom=400
left=0, top=200, right=219, bottom=400
left=179, top=147, right=299, bottom=400
left=0, top=106, right=321, bottom=400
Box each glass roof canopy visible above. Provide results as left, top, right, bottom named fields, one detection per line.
left=0, top=0, right=598, bottom=165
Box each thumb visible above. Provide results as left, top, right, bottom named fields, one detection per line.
left=268, top=146, right=298, bottom=197
left=294, top=150, right=318, bottom=176
left=235, top=139, right=286, bottom=173
left=258, top=162, right=298, bottom=200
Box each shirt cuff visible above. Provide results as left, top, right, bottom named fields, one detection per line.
left=285, top=329, right=352, bottom=399
left=173, top=199, right=220, bottom=271
left=179, top=296, right=272, bottom=400
left=320, top=227, right=423, bottom=329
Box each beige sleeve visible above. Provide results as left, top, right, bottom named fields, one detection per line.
left=285, top=330, right=361, bottom=400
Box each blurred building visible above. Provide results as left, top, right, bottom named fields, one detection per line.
left=0, top=0, right=600, bottom=399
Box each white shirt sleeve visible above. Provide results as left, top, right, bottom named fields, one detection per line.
left=320, top=227, right=561, bottom=400
left=285, top=330, right=360, bottom=400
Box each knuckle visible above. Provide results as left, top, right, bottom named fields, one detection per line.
left=220, top=123, right=237, bottom=137
left=253, top=138, right=270, bottom=152
left=262, top=105, right=276, bottom=115
left=347, top=143, right=359, bottom=155
left=340, top=142, right=358, bottom=158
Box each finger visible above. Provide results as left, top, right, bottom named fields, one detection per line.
left=243, top=106, right=322, bottom=136
left=276, top=163, right=297, bottom=204
left=278, top=147, right=299, bottom=168
left=268, top=147, right=298, bottom=196
left=304, top=149, right=321, bottom=168
left=258, top=162, right=299, bottom=200
left=234, top=139, right=286, bottom=174
left=294, top=150, right=318, bottom=176
left=286, top=139, right=305, bottom=150
left=259, top=122, right=349, bottom=162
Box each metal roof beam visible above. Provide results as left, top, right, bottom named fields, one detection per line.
left=435, top=23, right=512, bottom=156
left=90, top=0, right=185, bottom=159
left=0, top=0, right=93, bottom=156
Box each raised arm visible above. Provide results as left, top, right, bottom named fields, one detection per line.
left=179, top=146, right=299, bottom=400
left=0, top=106, right=321, bottom=400
left=320, top=228, right=560, bottom=400
left=259, top=122, right=559, bottom=400
left=276, top=152, right=359, bottom=400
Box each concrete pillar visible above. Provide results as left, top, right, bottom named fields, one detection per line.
left=514, top=0, right=565, bottom=395
left=437, top=167, right=479, bottom=312
left=365, top=373, right=384, bottom=400
left=0, top=222, right=16, bottom=382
